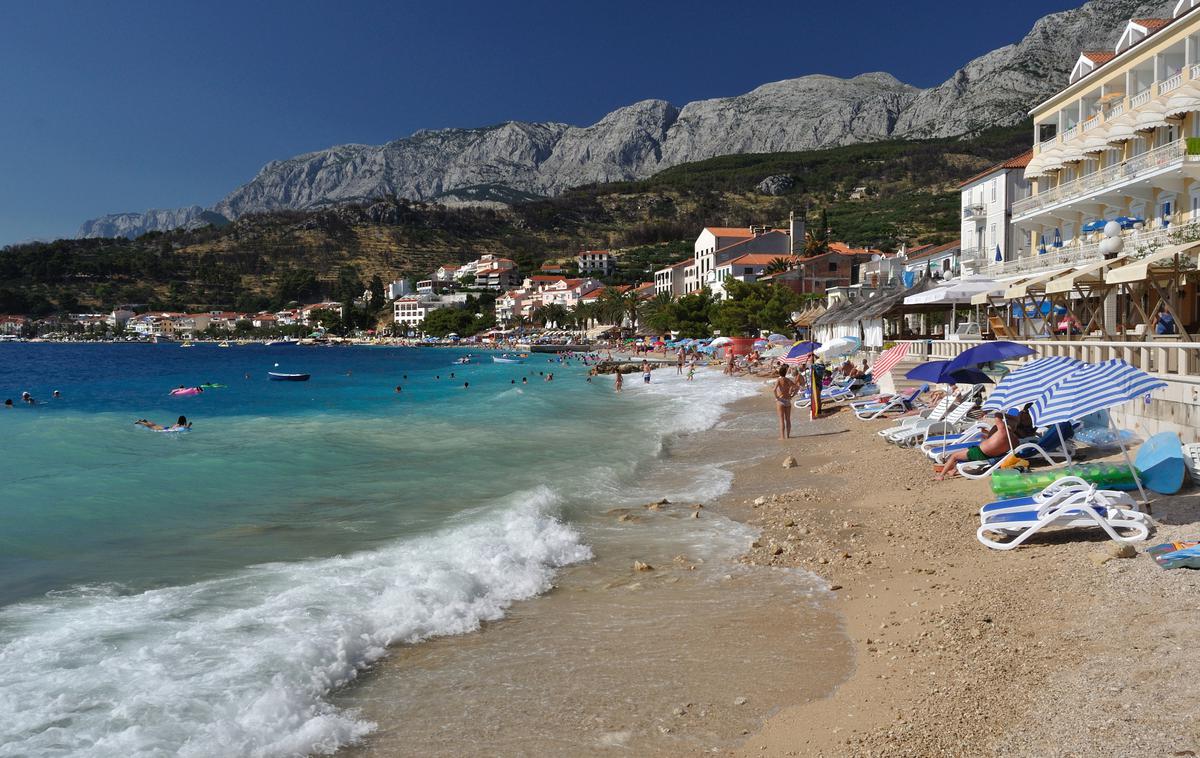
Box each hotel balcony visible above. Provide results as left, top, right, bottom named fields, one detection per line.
left=962, top=203, right=986, bottom=220
left=1014, top=138, right=1200, bottom=221
left=982, top=225, right=1177, bottom=276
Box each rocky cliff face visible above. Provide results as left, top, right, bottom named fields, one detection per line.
left=77, top=206, right=227, bottom=239
left=896, top=0, right=1175, bottom=137
left=78, top=0, right=1180, bottom=238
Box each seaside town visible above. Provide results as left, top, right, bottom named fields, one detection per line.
left=6, top=1, right=1200, bottom=757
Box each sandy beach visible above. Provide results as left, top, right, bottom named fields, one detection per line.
left=721, top=378, right=1200, bottom=757
left=322, top=356, right=1200, bottom=757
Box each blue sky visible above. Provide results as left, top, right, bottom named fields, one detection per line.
left=0, top=0, right=1075, bottom=243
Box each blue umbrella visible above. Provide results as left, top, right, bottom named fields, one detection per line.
left=906, top=361, right=993, bottom=385
left=1029, top=359, right=1167, bottom=427
left=946, top=341, right=1035, bottom=373
left=1081, top=219, right=1106, bottom=232
left=994, top=244, right=1002, bottom=262
left=1053, top=228, right=1063, bottom=248
left=1113, top=216, right=1144, bottom=229
left=982, top=356, right=1084, bottom=412
left=1038, top=235, right=1047, bottom=255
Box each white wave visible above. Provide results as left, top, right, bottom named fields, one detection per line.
left=0, top=488, right=589, bottom=758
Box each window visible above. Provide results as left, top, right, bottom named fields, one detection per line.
left=991, top=180, right=996, bottom=202
left=827, top=261, right=838, bottom=272
left=743, top=267, right=754, bottom=275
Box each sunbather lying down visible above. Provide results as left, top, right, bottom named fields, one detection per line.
left=935, top=411, right=1013, bottom=481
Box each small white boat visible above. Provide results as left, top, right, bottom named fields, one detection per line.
left=180, top=341, right=194, bottom=348
left=492, top=354, right=525, bottom=364
left=218, top=341, right=231, bottom=348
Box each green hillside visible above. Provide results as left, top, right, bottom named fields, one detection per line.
left=0, top=122, right=1033, bottom=316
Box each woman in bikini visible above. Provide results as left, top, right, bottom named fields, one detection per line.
left=773, top=365, right=799, bottom=439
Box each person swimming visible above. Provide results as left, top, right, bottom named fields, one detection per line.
left=521, top=377, right=528, bottom=384
left=52, top=390, right=61, bottom=398
left=3, top=399, right=12, bottom=407
left=136, top=415, right=192, bottom=432
left=395, top=385, right=402, bottom=393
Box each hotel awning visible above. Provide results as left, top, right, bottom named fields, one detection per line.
left=1043, top=254, right=1130, bottom=294
left=1003, top=266, right=1073, bottom=299
left=1165, top=83, right=1200, bottom=118
left=971, top=273, right=1034, bottom=305
left=1105, top=241, right=1200, bottom=284
left=1105, top=112, right=1139, bottom=145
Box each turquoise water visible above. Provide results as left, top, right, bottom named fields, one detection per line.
left=0, top=343, right=755, bottom=757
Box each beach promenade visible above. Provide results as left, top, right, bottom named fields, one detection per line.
left=714, top=381, right=1200, bottom=757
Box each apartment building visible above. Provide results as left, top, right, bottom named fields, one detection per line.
left=1012, top=0, right=1200, bottom=278
left=575, top=250, right=615, bottom=276
left=959, top=153, right=1032, bottom=273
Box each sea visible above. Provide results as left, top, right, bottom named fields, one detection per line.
left=0, top=343, right=847, bottom=757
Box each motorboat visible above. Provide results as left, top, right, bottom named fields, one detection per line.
left=492, top=354, right=525, bottom=364
left=268, top=372, right=310, bottom=381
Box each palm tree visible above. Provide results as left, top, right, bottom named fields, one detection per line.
left=538, top=303, right=568, bottom=329
left=570, top=302, right=594, bottom=331
left=764, top=257, right=794, bottom=275
left=595, top=288, right=627, bottom=326
left=639, top=292, right=673, bottom=332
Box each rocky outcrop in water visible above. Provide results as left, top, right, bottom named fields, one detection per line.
left=79, top=0, right=1177, bottom=238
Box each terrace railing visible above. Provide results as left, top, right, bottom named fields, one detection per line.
left=982, top=226, right=1175, bottom=277
left=1013, top=139, right=1188, bottom=217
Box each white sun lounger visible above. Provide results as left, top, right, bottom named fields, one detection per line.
left=886, top=386, right=983, bottom=447
left=853, top=385, right=928, bottom=421
left=878, top=393, right=955, bottom=439
left=977, top=478, right=1149, bottom=550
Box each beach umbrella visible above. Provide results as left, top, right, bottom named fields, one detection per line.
left=815, top=336, right=861, bottom=358
left=1027, top=359, right=1167, bottom=504
left=779, top=341, right=820, bottom=365
left=1053, top=228, right=1063, bottom=248
left=869, top=342, right=911, bottom=378
left=1114, top=216, right=1143, bottom=229
left=904, top=361, right=992, bottom=385
left=1081, top=219, right=1107, bottom=233
left=982, top=356, right=1084, bottom=412
left=994, top=244, right=1002, bottom=262
left=766, top=333, right=791, bottom=345
left=946, top=341, right=1035, bottom=373
left=1038, top=234, right=1047, bottom=255
left=1028, top=359, right=1166, bottom=427
left=709, top=337, right=732, bottom=347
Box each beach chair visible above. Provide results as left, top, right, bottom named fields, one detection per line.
left=957, top=423, right=1077, bottom=479
left=920, top=424, right=994, bottom=462
left=853, top=385, right=927, bottom=421
left=976, top=477, right=1149, bottom=551
left=795, top=377, right=857, bottom=408
left=888, top=386, right=984, bottom=447
left=878, top=392, right=955, bottom=439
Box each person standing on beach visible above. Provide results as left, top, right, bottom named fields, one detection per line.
left=614, top=369, right=623, bottom=393
left=724, top=351, right=735, bottom=376
left=677, top=350, right=684, bottom=375
left=773, top=365, right=799, bottom=439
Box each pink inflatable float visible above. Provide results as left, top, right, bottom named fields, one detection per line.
left=169, top=387, right=202, bottom=396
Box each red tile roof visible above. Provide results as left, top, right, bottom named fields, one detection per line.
left=905, top=241, right=961, bottom=260
left=704, top=227, right=757, bottom=238
left=1133, top=17, right=1170, bottom=30
left=720, top=253, right=797, bottom=268
left=529, top=275, right=566, bottom=282
left=714, top=230, right=790, bottom=255
left=958, top=149, right=1033, bottom=188
left=1081, top=51, right=1116, bottom=64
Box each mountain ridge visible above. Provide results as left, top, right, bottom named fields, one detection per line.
left=78, top=0, right=1174, bottom=239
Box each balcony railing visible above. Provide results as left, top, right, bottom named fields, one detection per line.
left=1081, top=114, right=1101, bottom=132
left=983, top=226, right=1174, bottom=276
left=963, top=203, right=985, bottom=219
left=1108, top=100, right=1125, bottom=118
left=1193, top=63, right=1200, bottom=80
left=1130, top=87, right=1153, bottom=108
left=1061, top=125, right=1078, bottom=142
left=1160, top=72, right=1184, bottom=95
left=1013, top=139, right=1189, bottom=217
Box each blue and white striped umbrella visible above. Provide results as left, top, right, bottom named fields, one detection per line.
left=1028, top=359, right=1167, bottom=426
left=982, top=356, right=1084, bottom=411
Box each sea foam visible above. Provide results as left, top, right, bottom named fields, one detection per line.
left=0, top=488, right=588, bottom=757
